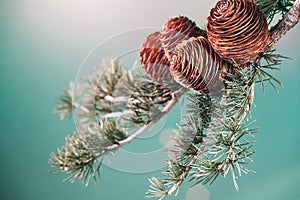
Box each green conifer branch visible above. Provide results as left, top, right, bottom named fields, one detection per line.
left=254, top=0, right=294, bottom=23
left=49, top=0, right=299, bottom=198
left=49, top=132, right=102, bottom=186
left=147, top=0, right=299, bottom=195
left=147, top=66, right=257, bottom=198
left=50, top=59, right=186, bottom=185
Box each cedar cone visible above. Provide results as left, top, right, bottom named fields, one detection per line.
left=140, top=31, right=173, bottom=82
left=207, top=0, right=270, bottom=64
left=170, top=36, right=231, bottom=93
left=160, top=16, right=207, bottom=60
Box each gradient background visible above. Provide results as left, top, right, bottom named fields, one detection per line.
left=1, top=0, right=300, bottom=200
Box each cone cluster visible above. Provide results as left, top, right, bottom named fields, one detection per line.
left=140, top=0, right=270, bottom=93
left=140, top=16, right=205, bottom=83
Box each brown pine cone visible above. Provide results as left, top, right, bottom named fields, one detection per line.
left=140, top=31, right=173, bottom=82
left=160, top=16, right=207, bottom=59
left=207, top=0, right=270, bottom=64
left=170, top=36, right=231, bottom=93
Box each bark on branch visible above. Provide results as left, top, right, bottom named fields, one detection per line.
left=269, top=0, right=300, bottom=49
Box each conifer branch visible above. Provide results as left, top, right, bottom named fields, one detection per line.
left=50, top=60, right=186, bottom=184
left=269, top=0, right=300, bottom=49
left=95, top=87, right=186, bottom=157
left=164, top=82, right=255, bottom=195
left=50, top=0, right=299, bottom=198
left=165, top=129, right=213, bottom=196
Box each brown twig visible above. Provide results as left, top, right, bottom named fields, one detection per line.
left=268, top=0, right=300, bottom=50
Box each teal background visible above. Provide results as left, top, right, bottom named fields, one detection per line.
left=0, top=0, right=299, bottom=200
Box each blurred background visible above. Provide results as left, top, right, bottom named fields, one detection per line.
left=0, top=0, right=299, bottom=200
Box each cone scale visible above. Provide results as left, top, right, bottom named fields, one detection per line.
left=207, top=0, right=270, bottom=64
left=170, top=36, right=230, bottom=93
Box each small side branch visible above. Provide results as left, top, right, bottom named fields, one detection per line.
left=95, top=88, right=186, bottom=157
left=166, top=135, right=210, bottom=195
left=269, top=0, right=300, bottom=49
left=166, top=81, right=256, bottom=195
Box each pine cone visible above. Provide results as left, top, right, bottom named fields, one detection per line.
left=140, top=31, right=173, bottom=82
left=160, top=16, right=207, bottom=59
left=207, top=0, right=270, bottom=64
left=170, top=36, right=230, bottom=93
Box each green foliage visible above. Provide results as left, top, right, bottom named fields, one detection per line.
left=50, top=0, right=295, bottom=197
left=122, top=78, right=173, bottom=125
left=147, top=72, right=257, bottom=197
left=79, top=59, right=127, bottom=123
left=255, top=49, right=291, bottom=92
left=50, top=45, right=288, bottom=195
left=146, top=48, right=289, bottom=198
left=50, top=59, right=179, bottom=185
left=53, top=82, right=83, bottom=120
left=49, top=132, right=102, bottom=186
left=254, top=0, right=294, bottom=23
